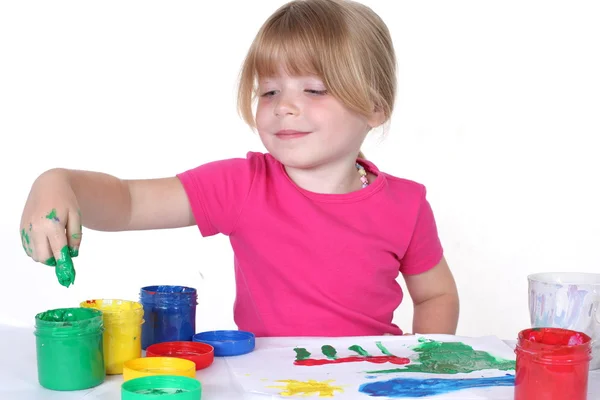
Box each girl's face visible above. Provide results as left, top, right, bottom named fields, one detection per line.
left=255, top=68, right=380, bottom=169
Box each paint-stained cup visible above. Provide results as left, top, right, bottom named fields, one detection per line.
left=81, top=299, right=144, bottom=375
left=34, top=307, right=105, bottom=391
left=515, top=327, right=592, bottom=400
left=140, top=285, right=197, bottom=350
left=528, top=272, right=600, bottom=370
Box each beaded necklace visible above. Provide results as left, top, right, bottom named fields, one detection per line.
left=356, top=163, right=369, bottom=188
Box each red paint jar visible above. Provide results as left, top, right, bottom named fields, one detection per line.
left=515, top=327, right=592, bottom=400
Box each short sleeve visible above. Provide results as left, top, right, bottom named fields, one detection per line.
left=176, top=156, right=256, bottom=237
left=399, top=188, right=444, bottom=275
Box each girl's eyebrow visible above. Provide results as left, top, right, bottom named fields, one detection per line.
left=258, top=78, right=277, bottom=86
left=258, top=76, right=326, bottom=89
left=260, top=76, right=322, bottom=82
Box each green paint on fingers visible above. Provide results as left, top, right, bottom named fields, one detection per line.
left=21, top=228, right=33, bottom=256
left=21, top=228, right=30, bottom=244
left=69, top=246, right=79, bottom=257
left=45, top=257, right=56, bottom=266
left=294, top=347, right=311, bottom=361
left=321, top=345, right=338, bottom=360
left=55, top=245, right=76, bottom=288
left=349, top=345, right=370, bottom=357
left=45, top=209, right=59, bottom=222
left=71, top=233, right=82, bottom=239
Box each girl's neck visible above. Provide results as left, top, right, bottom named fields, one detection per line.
left=284, top=157, right=365, bottom=194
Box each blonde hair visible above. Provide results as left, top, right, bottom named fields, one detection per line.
left=237, top=0, right=397, bottom=159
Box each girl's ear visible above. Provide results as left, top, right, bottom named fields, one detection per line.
left=367, top=107, right=386, bottom=129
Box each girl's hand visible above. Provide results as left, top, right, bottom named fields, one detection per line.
left=20, top=170, right=82, bottom=287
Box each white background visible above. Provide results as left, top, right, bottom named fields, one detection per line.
left=1, top=0, right=599, bottom=342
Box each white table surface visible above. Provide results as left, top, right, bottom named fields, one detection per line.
left=1, top=324, right=598, bottom=399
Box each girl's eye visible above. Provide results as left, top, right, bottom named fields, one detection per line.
left=305, top=89, right=328, bottom=95
left=260, top=90, right=277, bottom=97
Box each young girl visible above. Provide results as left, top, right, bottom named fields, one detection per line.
left=19, top=0, right=459, bottom=337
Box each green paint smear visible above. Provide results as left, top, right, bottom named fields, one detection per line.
left=55, top=245, right=76, bottom=288
left=69, top=246, right=79, bottom=257
left=294, top=347, right=311, bottom=360
left=21, top=229, right=32, bottom=255
left=21, top=228, right=30, bottom=244
left=349, top=345, right=370, bottom=357
left=376, top=341, right=393, bottom=356
left=46, top=209, right=59, bottom=221
left=321, top=345, right=337, bottom=359
left=45, top=257, right=56, bottom=266
left=71, top=233, right=82, bottom=239
left=135, top=389, right=187, bottom=395
left=37, top=308, right=94, bottom=322
left=367, top=339, right=515, bottom=375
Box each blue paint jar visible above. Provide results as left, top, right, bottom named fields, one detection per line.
left=140, top=285, right=197, bottom=350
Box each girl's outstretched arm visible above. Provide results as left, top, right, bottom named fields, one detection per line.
left=402, top=256, right=460, bottom=334
left=21, top=168, right=195, bottom=273
left=59, top=168, right=195, bottom=232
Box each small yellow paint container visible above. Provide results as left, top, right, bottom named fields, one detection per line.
left=123, top=357, right=197, bottom=381
left=80, top=299, right=144, bottom=375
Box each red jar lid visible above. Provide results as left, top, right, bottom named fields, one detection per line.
left=146, top=341, right=214, bottom=370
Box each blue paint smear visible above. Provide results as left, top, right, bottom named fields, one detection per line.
left=359, top=374, right=515, bottom=398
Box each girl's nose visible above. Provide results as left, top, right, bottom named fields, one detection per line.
left=274, top=92, right=299, bottom=117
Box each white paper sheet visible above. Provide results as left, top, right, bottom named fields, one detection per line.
left=226, top=334, right=517, bottom=399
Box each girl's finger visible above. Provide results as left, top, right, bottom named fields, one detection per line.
left=66, top=209, right=82, bottom=257
left=31, top=231, right=56, bottom=266
left=47, top=223, right=76, bottom=288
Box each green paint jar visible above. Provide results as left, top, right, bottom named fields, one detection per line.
left=121, top=375, right=202, bottom=399
left=34, top=307, right=106, bottom=391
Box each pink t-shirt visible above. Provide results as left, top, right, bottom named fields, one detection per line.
left=177, top=152, right=443, bottom=337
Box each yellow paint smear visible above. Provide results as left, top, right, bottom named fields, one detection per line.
left=268, top=379, right=344, bottom=397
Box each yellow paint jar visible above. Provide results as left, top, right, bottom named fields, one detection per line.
left=80, top=299, right=144, bottom=375
left=123, top=357, right=197, bottom=381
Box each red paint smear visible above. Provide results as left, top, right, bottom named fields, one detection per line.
left=523, top=328, right=588, bottom=346
left=295, top=355, right=410, bottom=366
left=85, top=300, right=97, bottom=304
